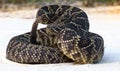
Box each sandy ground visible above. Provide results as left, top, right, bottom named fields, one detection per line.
left=0, top=6, right=120, bottom=71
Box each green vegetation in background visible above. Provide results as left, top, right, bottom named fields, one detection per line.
left=34, top=0, right=119, bottom=3
left=0, top=0, right=53, bottom=4
left=96, top=0, right=118, bottom=2
left=0, top=0, right=119, bottom=4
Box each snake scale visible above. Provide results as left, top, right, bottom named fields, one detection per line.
left=6, top=5, right=104, bottom=64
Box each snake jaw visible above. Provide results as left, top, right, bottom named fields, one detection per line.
left=37, top=15, right=51, bottom=24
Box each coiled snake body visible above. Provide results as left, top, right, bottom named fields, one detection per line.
left=6, top=5, right=104, bottom=64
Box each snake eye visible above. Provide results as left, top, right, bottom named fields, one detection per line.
left=43, top=17, right=47, bottom=22
left=42, top=16, right=48, bottom=24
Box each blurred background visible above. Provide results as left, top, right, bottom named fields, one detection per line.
left=0, top=0, right=120, bottom=10
left=0, top=0, right=120, bottom=18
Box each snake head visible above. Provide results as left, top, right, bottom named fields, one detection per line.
left=36, top=14, right=50, bottom=24
left=36, top=13, right=57, bottom=24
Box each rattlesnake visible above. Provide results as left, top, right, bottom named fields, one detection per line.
left=6, top=5, right=104, bottom=64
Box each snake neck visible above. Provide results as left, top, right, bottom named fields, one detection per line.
left=30, top=20, right=38, bottom=44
